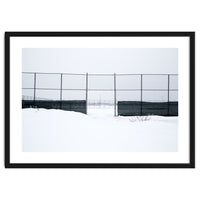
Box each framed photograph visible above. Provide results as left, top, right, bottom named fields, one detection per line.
left=5, top=32, right=195, bottom=168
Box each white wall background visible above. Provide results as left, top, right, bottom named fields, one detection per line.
left=0, top=1, right=198, bottom=200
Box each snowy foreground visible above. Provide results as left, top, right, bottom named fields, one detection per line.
left=22, top=107, right=178, bottom=152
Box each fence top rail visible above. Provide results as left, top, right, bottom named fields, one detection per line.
left=22, top=72, right=178, bottom=76
left=22, top=87, right=179, bottom=91
left=116, top=73, right=178, bottom=76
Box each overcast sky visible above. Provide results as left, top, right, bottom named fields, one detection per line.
left=22, top=48, right=178, bottom=74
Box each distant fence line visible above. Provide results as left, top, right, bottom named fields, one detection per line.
left=22, top=72, right=178, bottom=116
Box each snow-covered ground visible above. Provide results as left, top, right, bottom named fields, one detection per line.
left=22, top=107, right=178, bottom=152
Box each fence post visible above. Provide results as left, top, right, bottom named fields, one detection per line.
left=60, top=73, right=63, bottom=109
left=141, top=74, right=143, bottom=116
left=114, top=73, right=117, bottom=116
left=33, top=72, right=36, bottom=106
left=86, top=73, right=88, bottom=114
left=168, top=74, right=170, bottom=116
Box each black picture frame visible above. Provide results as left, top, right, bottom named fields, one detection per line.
left=5, top=32, right=195, bottom=168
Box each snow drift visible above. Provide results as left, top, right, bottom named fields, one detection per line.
left=22, top=108, right=178, bottom=152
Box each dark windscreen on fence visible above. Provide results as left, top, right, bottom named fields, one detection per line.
left=22, top=72, right=87, bottom=114
left=116, top=74, right=178, bottom=116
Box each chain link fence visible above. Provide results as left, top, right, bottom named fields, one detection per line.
left=22, top=72, right=178, bottom=116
